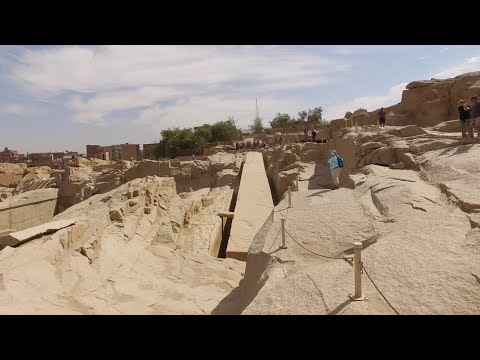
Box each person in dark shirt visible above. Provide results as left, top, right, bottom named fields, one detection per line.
left=311, top=129, right=317, bottom=142
left=469, top=96, right=480, bottom=139
left=378, top=108, right=387, bottom=128
left=457, top=99, right=472, bottom=141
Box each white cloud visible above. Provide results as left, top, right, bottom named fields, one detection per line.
left=134, top=96, right=303, bottom=133
left=323, top=82, right=408, bottom=120
left=416, top=55, right=431, bottom=61
left=11, top=46, right=350, bottom=96
left=8, top=45, right=353, bottom=128
left=0, top=103, right=43, bottom=116
left=432, top=55, right=480, bottom=79
left=439, top=47, right=449, bottom=53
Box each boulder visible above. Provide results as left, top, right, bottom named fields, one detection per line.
left=389, top=162, right=405, bottom=169
left=0, top=218, right=77, bottom=251
left=399, top=125, right=428, bottom=137
left=433, top=120, right=462, bottom=133
left=14, top=166, right=56, bottom=195
left=0, top=188, right=59, bottom=233
left=353, top=108, right=368, bottom=116
left=406, top=80, right=439, bottom=89
left=397, top=152, right=419, bottom=171
left=0, top=163, right=25, bottom=187
left=366, top=147, right=397, bottom=166
left=360, top=142, right=384, bottom=155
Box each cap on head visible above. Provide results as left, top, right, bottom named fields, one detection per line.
left=330, top=150, right=337, bottom=156
left=459, top=99, right=465, bottom=105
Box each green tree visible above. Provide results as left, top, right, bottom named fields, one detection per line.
left=210, top=117, right=242, bottom=142
left=252, top=116, right=264, bottom=134
left=143, top=146, right=155, bottom=159
left=297, top=110, right=308, bottom=122
left=155, top=117, right=242, bottom=158
left=269, top=113, right=291, bottom=128
left=307, top=107, right=323, bottom=122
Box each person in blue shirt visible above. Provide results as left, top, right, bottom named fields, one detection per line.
left=328, top=150, right=342, bottom=189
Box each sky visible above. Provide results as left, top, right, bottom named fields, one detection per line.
left=1, top=45, right=480, bottom=154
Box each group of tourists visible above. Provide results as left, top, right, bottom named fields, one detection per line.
left=303, top=128, right=317, bottom=142
left=235, top=140, right=267, bottom=150
left=458, top=96, right=480, bottom=142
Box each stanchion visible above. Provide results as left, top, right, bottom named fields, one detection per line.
left=349, top=242, right=367, bottom=301
left=288, top=186, right=292, bottom=207
left=280, top=217, right=288, bottom=249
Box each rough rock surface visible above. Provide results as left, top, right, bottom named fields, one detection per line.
left=342, top=72, right=480, bottom=128
left=228, top=165, right=480, bottom=315
left=0, top=188, right=59, bottom=233
left=433, top=120, right=462, bottom=133
left=14, top=167, right=57, bottom=195
left=56, top=162, right=125, bottom=213
left=418, top=144, right=480, bottom=213
left=0, top=163, right=26, bottom=187
left=0, top=187, right=14, bottom=202
left=0, top=176, right=244, bottom=314
left=124, top=153, right=243, bottom=194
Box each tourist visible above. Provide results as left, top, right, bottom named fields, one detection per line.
left=469, top=96, right=480, bottom=139
left=378, top=108, right=387, bottom=128
left=311, top=129, right=317, bottom=142
left=304, top=128, right=308, bottom=142
left=458, top=99, right=472, bottom=142
left=192, top=153, right=195, bottom=161
left=328, top=150, right=342, bottom=189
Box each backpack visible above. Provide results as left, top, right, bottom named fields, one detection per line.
left=336, top=155, right=344, bottom=168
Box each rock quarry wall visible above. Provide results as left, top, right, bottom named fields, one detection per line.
left=0, top=188, right=59, bottom=235
left=0, top=176, right=245, bottom=314
left=329, top=71, right=480, bottom=132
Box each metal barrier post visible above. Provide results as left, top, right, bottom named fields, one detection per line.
left=280, top=217, right=288, bottom=249
left=288, top=186, right=292, bottom=208
left=349, top=241, right=367, bottom=301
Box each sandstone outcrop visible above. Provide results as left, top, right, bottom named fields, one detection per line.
left=0, top=187, right=13, bottom=202
left=339, top=72, right=480, bottom=129
left=0, top=188, right=59, bottom=234
left=0, top=176, right=244, bottom=314
left=432, top=120, right=461, bottom=133
left=13, top=166, right=57, bottom=195
left=0, top=163, right=26, bottom=187
left=125, top=153, right=243, bottom=193
left=222, top=165, right=480, bottom=315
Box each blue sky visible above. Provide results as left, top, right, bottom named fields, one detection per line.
left=1, top=45, right=479, bottom=153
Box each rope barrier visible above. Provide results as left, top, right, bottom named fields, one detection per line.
left=274, top=195, right=399, bottom=315
left=267, top=225, right=282, bottom=253
left=361, top=264, right=400, bottom=315
left=284, top=228, right=352, bottom=263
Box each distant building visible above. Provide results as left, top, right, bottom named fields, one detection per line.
left=86, top=145, right=102, bottom=159
left=29, top=152, right=65, bottom=167
left=120, top=143, right=139, bottom=161
left=85, top=143, right=141, bottom=161
left=0, top=147, right=20, bottom=162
